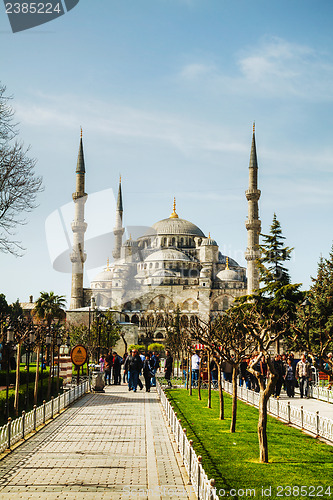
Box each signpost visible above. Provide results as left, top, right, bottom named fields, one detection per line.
left=70, top=345, right=88, bottom=385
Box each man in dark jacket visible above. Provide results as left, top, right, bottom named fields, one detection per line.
left=113, top=352, right=122, bottom=385
left=124, top=349, right=143, bottom=392
left=164, top=350, right=173, bottom=387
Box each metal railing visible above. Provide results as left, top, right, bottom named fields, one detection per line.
left=223, top=380, right=333, bottom=443
left=157, top=381, right=219, bottom=500
left=0, top=380, right=89, bottom=454
left=309, top=385, right=333, bottom=404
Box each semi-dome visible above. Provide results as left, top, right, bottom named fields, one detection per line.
left=145, top=248, right=191, bottom=262
left=201, top=235, right=218, bottom=246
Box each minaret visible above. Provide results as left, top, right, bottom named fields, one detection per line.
left=245, top=123, right=261, bottom=294
left=112, top=176, right=125, bottom=260
left=69, top=129, right=88, bottom=309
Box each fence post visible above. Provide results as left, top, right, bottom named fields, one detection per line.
left=177, top=418, right=181, bottom=449
left=183, top=428, right=186, bottom=458
left=58, top=393, right=61, bottom=414
left=287, top=402, right=291, bottom=424
left=210, top=478, right=216, bottom=500
left=301, top=406, right=304, bottom=429
left=43, top=400, right=46, bottom=424
left=188, top=440, right=193, bottom=484
left=51, top=397, right=54, bottom=419
left=197, top=456, right=202, bottom=499
left=22, top=410, right=25, bottom=440
left=277, top=399, right=279, bottom=418
left=33, top=405, right=37, bottom=431
left=316, top=411, right=320, bottom=437
left=174, top=412, right=177, bottom=439
left=7, top=418, right=12, bottom=450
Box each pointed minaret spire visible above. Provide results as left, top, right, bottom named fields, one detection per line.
left=113, top=176, right=125, bottom=260
left=70, top=130, right=88, bottom=309
left=245, top=123, right=261, bottom=295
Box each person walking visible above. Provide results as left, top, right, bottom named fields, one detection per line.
left=122, top=352, right=128, bottom=384
left=124, top=349, right=143, bottom=392
left=164, top=350, right=173, bottom=387
left=284, top=357, right=296, bottom=397
left=296, top=353, right=312, bottom=398
left=191, top=351, right=200, bottom=387
left=150, top=351, right=158, bottom=387
left=143, top=354, right=154, bottom=392
left=113, top=352, right=122, bottom=385
left=104, top=351, right=113, bottom=386
left=274, top=354, right=284, bottom=398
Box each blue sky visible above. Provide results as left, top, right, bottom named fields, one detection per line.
left=1, top=0, right=333, bottom=305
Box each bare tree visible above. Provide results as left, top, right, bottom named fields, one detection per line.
left=0, top=83, right=43, bottom=254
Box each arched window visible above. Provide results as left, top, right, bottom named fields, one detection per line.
left=148, top=301, right=155, bottom=310
left=124, top=302, right=132, bottom=311
left=124, top=315, right=130, bottom=323
left=156, top=332, right=164, bottom=339
left=159, top=296, right=165, bottom=309
left=155, top=262, right=159, bottom=268
left=135, top=300, right=142, bottom=311
left=171, top=237, right=175, bottom=246
left=182, top=300, right=189, bottom=311
left=223, top=297, right=229, bottom=310
left=169, top=301, right=175, bottom=311
left=192, top=301, right=198, bottom=311
left=131, top=314, right=139, bottom=324
left=213, top=302, right=219, bottom=311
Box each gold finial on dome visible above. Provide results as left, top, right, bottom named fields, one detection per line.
left=80, top=127, right=83, bottom=138
left=208, top=232, right=211, bottom=238
left=119, top=174, right=121, bottom=183
left=253, top=121, right=255, bottom=134
left=106, top=257, right=110, bottom=271
left=226, top=257, right=229, bottom=270
left=129, top=234, right=132, bottom=240
left=170, top=197, right=179, bottom=219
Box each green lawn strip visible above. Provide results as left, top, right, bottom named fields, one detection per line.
left=166, top=388, right=333, bottom=499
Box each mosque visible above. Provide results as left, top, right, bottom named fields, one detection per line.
left=67, top=127, right=261, bottom=346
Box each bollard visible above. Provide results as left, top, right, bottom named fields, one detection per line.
left=7, top=418, right=12, bottom=450
left=287, top=402, right=291, bottom=424
left=22, top=410, right=26, bottom=440
left=43, top=400, right=46, bottom=424
left=51, top=397, right=54, bottom=419
left=33, top=405, right=37, bottom=430
left=197, top=456, right=202, bottom=499
left=301, top=406, right=304, bottom=429
left=316, top=411, right=320, bottom=437
left=188, top=440, right=193, bottom=484
left=210, top=478, right=216, bottom=500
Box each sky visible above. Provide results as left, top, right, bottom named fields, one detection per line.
left=0, top=0, right=333, bottom=307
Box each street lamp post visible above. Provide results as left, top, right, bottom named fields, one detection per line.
left=4, top=325, right=14, bottom=420
left=24, top=327, right=35, bottom=410
left=56, top=333, right=62, bottom=393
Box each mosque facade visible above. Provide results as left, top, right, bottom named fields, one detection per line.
left=67, top=127, right=261, bottom=344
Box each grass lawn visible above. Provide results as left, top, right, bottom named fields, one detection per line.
left=166, top=388, right=333, bottom=500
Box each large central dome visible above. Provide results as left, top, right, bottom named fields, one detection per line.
left=150, top=217, right=205, bottom=237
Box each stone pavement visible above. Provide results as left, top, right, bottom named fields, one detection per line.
left=277, top=392, right=333, bottom=419
left=0, top=385, right=193, bottom=500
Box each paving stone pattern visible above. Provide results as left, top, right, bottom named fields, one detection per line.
left=0, top=386, right=190, bottom=500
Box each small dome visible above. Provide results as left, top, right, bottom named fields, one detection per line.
left=145, top=249, right=191, bottom=262
left=124, top=238, right=137, bottom=247
left=217, top=268, right=240, bottom=281
left=201, top=237, right=218, bottom=246
left=91, top=268, right=113, bottom=283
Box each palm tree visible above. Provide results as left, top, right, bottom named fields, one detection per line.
left=33, top=292, right=66, bottom=401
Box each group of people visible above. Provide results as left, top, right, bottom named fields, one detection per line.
left=182, top=350, right=318, bottom=399
left=239, top=352, right=314, bottom=398
left=99, top=349, right=165, bottom=392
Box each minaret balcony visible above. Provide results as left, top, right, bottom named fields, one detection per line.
left=72, top=192, right=88, bottom=201
left=245, top=189, right=261, bottom=201
left=245, top=219, right=261, bottom=231
left=245, top=248, right=261, bottom=261
left=71, top=221, right=88, bottom=232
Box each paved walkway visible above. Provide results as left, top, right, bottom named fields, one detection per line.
left=276, top=392, right=333, bottom=419
left=0, top=386, right=192, bottom=500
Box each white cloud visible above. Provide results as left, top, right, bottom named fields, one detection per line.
left=179, top=37, right=333, bottom=101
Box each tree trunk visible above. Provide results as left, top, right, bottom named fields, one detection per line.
left=14, top=343, right=21, bottom=416
left=218, top=361, right=224, bottom=420
left=230, top=364, right=238, bottom=433
left=207, top=351, right=211, bottom=409
left=197, top=358, right=202, bottom=400
left=258, top=389, right=269, bottom=463
left=188, top=354, right=192, bottom=396
left=34, top=344, right=40, bottom=405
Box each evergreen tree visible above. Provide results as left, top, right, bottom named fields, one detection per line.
left=257, top=213, right=293, bottom=294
